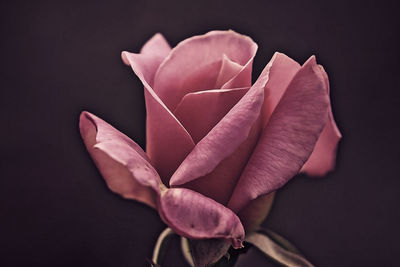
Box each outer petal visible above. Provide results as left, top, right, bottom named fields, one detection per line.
left=300, top=111, right=341, bottom=176
left=121, top=52, right=195, bottom=185
left=122, top=33, right=170, bottom=87
left=261, top=53, right=301, bottom=127
left=228, top=56, right=329, bottom=212
left=301, top=66, right=342, bottom=176
left=80, top=112, right=245, bottom=247
left=153, top=30, right=257, bottom=110
left=173, top=87, right=249, bottom=143
left=79, top=111, right=161, bottom=208
left=169, top=53, right=281, bottom=188
left=158, top=188, right=244, bottom=248
left=140, top=33, right=171, bottom=57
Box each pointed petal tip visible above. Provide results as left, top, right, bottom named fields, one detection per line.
left=333, top=121, right=343, bottom=139
left=272, top=51, right=285, bottom=57
left=121, top=51, right=131, bottom=66
left=140, top=33, right=171, bottom=58
left=303, top=54, right=317, bottom=67
left=79, top=111, right=96, bottom=138
left=149, top=32, right=168, bottom=43
left=79, top=110, right=89, bottom=121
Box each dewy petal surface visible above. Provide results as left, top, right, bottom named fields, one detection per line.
left=301, top=65, right=342, bottom=176
left=228, top=56, right=329, bottom=212
left=79, top=111, right=161, bottom=208
left=173, top=87, right=249, bottom=143
left=122, top=50, right=195, bottom=185
left=169, top=53, right=281, bottom=188
left=153, top=30, right=257, bottom=110
left=158, top=188, right=244, bottom=248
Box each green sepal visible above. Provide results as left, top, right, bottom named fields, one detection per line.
left=245, top=228, right=314, bottom=267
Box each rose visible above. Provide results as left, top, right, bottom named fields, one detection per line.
left=80, top=30, right=341, bottom=265
left=79, top=30, right=341, bottom=265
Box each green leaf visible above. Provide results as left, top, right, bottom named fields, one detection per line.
left=257, top=229, right=301, bottom=254
left=245, top=229, right=314, bottom=267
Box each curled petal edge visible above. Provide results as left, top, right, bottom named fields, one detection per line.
left=228, top=56, right=330, bottom=212
left=79, top=112, right=244, bottom=247
left=79, top=111, right=160, bottom=208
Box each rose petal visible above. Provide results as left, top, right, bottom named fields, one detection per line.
left=121, top=52, right=195, bottom=185
left=180, top=117, right=262, bottom=205
left=301, top=65, right=342, bottom=176
left=177, top=54, right=301, bottom=205
left=169, top=55, right=273, bottom=188
left=220, top=56, right=254, bottom=90
left=300, top=112, right=341, bottom=176
left=174, top=87, right=249, bottom=143
left=80, top=112, right=245, bottom=246
left=140, top=33, right=171, bottom=57
left=228, top=56, right=329, bottom=212
left=169, top=53, right=291, bottom=188
left=79, top=111, right=162, bottom=208
left=154, top=30, right=257, bottom=110
left=215, top=54, right=245, bottom=88
left=122, top=33, right=170, bottom=87
left=157, top=188, right=244, bottom=248
left=261, top=53, right=301, bottom=127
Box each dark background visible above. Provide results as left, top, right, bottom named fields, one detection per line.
left=1, top=0, right=399, bottom=266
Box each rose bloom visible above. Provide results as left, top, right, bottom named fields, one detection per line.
left=80, top=31, right=341, bottom=253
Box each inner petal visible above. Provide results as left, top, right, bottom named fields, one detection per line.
left=180, top=60, right=222, bottom=95
left=153, top=30, right=258, bottom=111
left=174, top=87, right=249, bottom=143
left=215, top=54, right=244, bottom=88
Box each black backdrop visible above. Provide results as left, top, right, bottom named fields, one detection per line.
left=1, top=1, right=399, bottom=266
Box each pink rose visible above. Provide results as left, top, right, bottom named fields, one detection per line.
left=79, top=30, right=341, bottom=257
